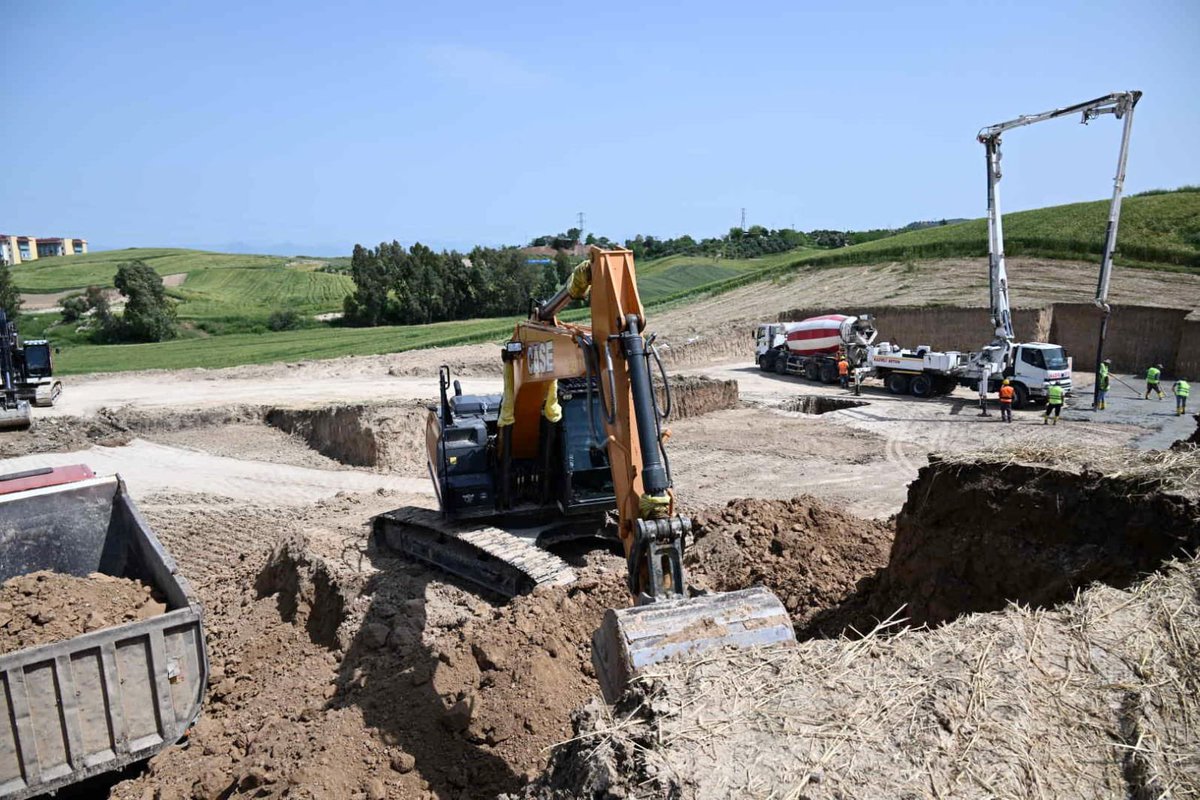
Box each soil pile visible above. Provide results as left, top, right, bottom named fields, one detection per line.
left=0, top=415, right=131, bottom=458
left=328, top=546, right=631, bottom=798
left=522, top=557, right=1200, bottom=800
left=688, top=497, right=893, bottom=635
left=0, top=571, right=165, bottom=654
left=113, top=490, right=630, bottom=800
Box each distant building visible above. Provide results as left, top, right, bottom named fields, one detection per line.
left=0, top=234, right=87, bottom=265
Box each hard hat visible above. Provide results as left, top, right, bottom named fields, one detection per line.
left=1103, top=358, right=1111, bottom=364
left=1156, top=363, right=1163, bottom=368
left=1002, top=378, right=1010, bottom=385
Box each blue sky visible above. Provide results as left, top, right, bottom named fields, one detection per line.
left=2, top=0, right=1197, bottom=255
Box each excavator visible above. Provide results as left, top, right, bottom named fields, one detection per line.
left=375, top=247, right=795, bottom=700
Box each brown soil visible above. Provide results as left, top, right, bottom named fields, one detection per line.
left=657, top=376, right=738, bottom=419
left=0, top=571, right=165, bottom=654
left=108, top=489, right=632, bottom=800
left=0, top=415, right=131, bottom=459
left=688, top=497, right=893, bottom=634
left=870, top=453, right=1200, bottom=628
left=266, top=401, right=432, bottom=475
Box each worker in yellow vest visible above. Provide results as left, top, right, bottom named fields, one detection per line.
left=1145, top=364, right=1164, bottom=400
left=1175, top=378, right=1191, bottom=416
left=1094, top=358, right=1111, bottom=410
left=1043, top=384, right=1064, bottom=425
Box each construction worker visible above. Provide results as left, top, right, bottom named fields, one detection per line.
left=998, top=378, right=1015, bottom=423
left=1043, top=384, right=1064, bottom=425
left=1094, top=358, right=1111, bottom=410
left=1145, top=364, right=1164, bottom=400
left=1175, top=377, right=1191, bottom=416
left=837, top=355, right=850, bottom=390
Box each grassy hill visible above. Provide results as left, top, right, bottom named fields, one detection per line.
left=795, top=189, right=1200, bottom=271
left=16, top=189, right=1200, bottom=375
left=12, top=248, right=294, bottom=294
left=635, top=249, right=810, bottom=303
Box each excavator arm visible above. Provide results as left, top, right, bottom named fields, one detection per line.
left=505, top=247, right=794, bottom=701
left=501, top=248, right=689, bottom=600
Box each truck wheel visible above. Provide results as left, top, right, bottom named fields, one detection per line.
left=775, top=355, right=788, bottom=375
left=934, top=376, right=957, bottom=395
left=885, top=373, right=911, bottom=395
left=758, top=354, right=771, bottom=372
left=804, top=361, right=820, bottom=382
left=819, top=362, right=838, bottom=384
left=910, top=375, right=933, bottom=397
left=1012, top=384, right=1029, bottom=410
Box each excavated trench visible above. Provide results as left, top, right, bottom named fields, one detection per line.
left=784, top=395, right=869, bottom=415
left=692, top=455, right=1200, bottom=640
left=263, top=376, right=740, bottom=474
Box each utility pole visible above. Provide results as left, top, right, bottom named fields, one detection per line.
left=740, top=208, right=746, bottom=231
left=577, top=211, right=585, bottom=242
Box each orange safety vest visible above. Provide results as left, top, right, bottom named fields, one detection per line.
left=999, top=385, right=1015, bottom=404
left=838, top=360, right=849, bottom=376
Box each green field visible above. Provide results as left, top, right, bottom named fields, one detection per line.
left=635, top=249, right=810, bottom=303
left=11, top=248, right=293, bottom=294
left=172, top=268, right=354, bottom=324
left=18, top=190, right=1200, bottom=375
left=52, top=316, right=518, bottom=374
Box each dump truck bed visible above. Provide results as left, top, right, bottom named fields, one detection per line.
left=0, top=475, right=208, bottom=799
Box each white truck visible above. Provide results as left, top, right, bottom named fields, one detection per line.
left=755, top=316, right=1071, bottom=407
left=758, top=91, right=1146, bottom=410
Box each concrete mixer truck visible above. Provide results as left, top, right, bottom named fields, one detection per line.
left=755, top=315, right=877, bottom=383
left=755, top=313, right=1070, bottom=407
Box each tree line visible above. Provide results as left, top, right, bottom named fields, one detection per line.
left=343, top=243, right=576, bottom=326
left=343, top=219, right=950, bottom=328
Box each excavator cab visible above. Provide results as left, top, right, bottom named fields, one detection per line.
left=428, top=365, right=615, bottom=521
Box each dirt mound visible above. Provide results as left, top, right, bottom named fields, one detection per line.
left=266, top=401, right=431, bottom=474
left=522, top=557, right=1200, bottom=800
left=101, top=403, right=267, bottom=434
left=321, top=538, right=630, bottom=799
left=0, top=415, right=131, bottom=458
left=114, top=489, right=630, bottom=800
left=688, top=497, right=893, bottom=635
left=0, top=571, right=165, bottom=654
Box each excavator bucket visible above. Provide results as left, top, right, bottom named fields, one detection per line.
left=0, top=401, right=32, bottom=431
left=592, top=586, right=796, bottom=702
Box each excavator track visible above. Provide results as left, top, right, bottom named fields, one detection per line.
left=372, top=506, right=576, bottom=597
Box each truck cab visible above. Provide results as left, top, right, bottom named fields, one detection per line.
left=754, top=323, right=786, bottom=362
left=1003, top=343, right=1073, bottom=404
